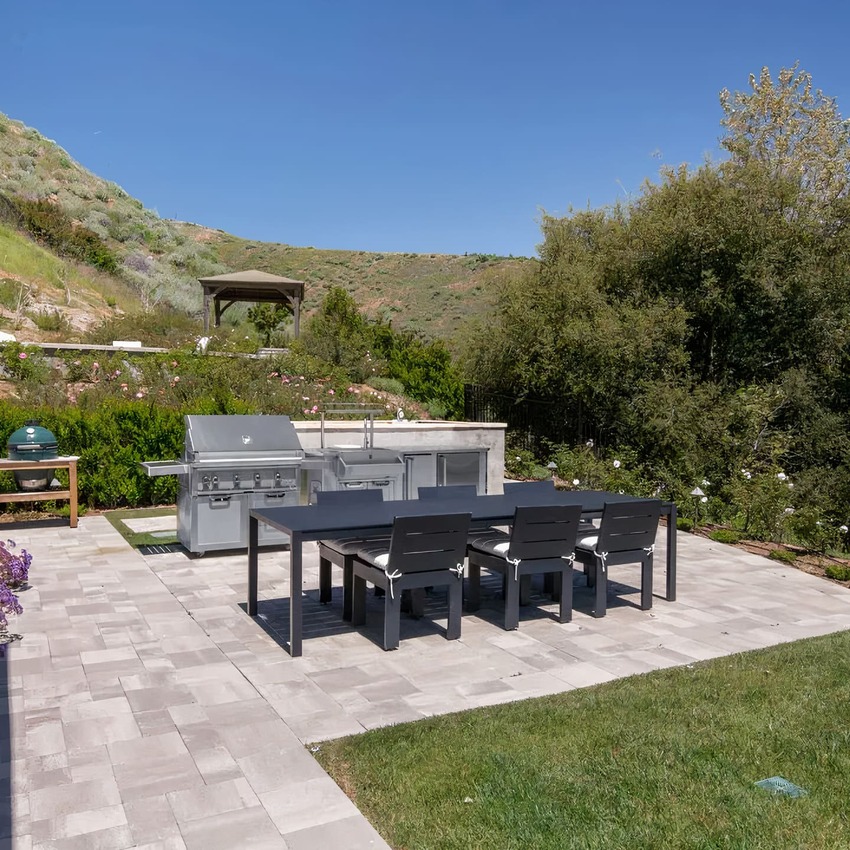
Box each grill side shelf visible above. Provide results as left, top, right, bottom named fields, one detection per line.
left=141, top=461, right=190, bottom=477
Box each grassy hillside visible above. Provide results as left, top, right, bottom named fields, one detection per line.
left=179, top=225, right=531, bottom=341
left=0, top=111, right=534, bottom=344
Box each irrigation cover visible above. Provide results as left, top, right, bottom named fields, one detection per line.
left=754, top=776, right=808, bottom=797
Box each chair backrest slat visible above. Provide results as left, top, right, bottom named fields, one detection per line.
left=388, top=513, right=472, bottom=574
left=503, top=480, right=555, bottom=495
left=418, top=484, right=478, bottom=500
left=508, top=504, right=582, bottom=561
left=596, top=500, right=661, bottom=553
left=316, top=488, right=384, bottom=505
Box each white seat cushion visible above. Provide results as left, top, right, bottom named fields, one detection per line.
left=356, top=546, right=391, bottom=568
left=576, top=535, right=599, bottom=550
left=469, top=535, right=511, bottom=558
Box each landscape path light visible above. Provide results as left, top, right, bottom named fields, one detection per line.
left=690, top=486, right=706, bottom=527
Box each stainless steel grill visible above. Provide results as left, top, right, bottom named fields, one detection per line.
left=310, top=447, right=406, bottom=501
left=142, top=414, right=311, bottom=555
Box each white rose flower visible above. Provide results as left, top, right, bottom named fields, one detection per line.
left=777, top=472, right=787, bottom=481
left=840, top=525, right=849, bottom=533
left=613, top=460, right=621, bottom=469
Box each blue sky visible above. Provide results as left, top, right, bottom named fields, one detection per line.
left=5, top=1, right=850, bottom=257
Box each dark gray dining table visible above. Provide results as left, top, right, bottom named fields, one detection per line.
left=247, top=489, right=677, bottom=657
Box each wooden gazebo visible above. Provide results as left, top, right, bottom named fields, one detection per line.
left=198, top=270, right=305, bottom=336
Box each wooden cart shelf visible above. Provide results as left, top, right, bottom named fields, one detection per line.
left=0, top=457, right=78, bottom=528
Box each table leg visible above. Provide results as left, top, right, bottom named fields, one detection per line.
left=248, top=515, right=258, bottom=616
left=290, top=532, right=303, bottom=657
left=666, top=503, right=677, bottom=601
left=68, top=461, right=78, bottom=528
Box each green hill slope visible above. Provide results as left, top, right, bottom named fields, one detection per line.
left=0, top=111, right=534, bottom=343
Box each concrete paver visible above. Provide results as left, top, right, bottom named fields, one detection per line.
left=2, top=515, right=850, bottom=848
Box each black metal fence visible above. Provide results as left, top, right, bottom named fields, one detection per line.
left=463, top=385, right=605, bottom=452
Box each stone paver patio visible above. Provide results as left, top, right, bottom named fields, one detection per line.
left=3, top=513, right=850, bottom=848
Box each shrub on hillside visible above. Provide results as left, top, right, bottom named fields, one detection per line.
left=13, top=197, right=118, bottom=272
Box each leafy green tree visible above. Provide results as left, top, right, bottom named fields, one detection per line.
left=247, top=303, right=290, bottom=347
left=719, top=63, right=850, bottom=209
left=302, top=287, right=373, bottom=380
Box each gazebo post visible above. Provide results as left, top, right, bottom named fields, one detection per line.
left=202, top=286, right=211, bottom=334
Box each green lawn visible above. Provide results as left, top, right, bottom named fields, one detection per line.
left=103, top=505, right=177, bottom=548
left=315, top=631, right=850, bottom=849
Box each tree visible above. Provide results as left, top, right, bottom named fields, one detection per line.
left=719, top=63, right=850, bottom=209
left=247, top=303, right=290, bottom=347
left=302, top=287, right=373, bottom=380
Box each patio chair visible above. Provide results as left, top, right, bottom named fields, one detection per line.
left=573, top=499, right=661, bottom=618
left=466, top=504, right=583, bottom=630
left=417, top=484, right=478, bottom=500
left=317, top=489, right=388, bottom=621
left=351, top=512, right=472, bottom=650
left=503, top=479, right=556, bottom=494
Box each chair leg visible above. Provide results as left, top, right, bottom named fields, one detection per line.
left=466, top=559, right=481, bottom=611
left=641, top=553, right=653, bottom=610
left=342, top=559, right=353, bottom=621
left=410, top=588, right=426, bottom=619
left=504, top=572, right=520, bottom=630
left=586, top=563, right=596, bottom=588
left=558, top=567, right=572, bottom=623
left=592, top=555, right=607, bottom=618
left=352, top=574, right=368, bottom=626
left=383, top=589, right=402, bottom=651
left=543, top=573, right=561, bottom=602
left=319, top=556, right=332, bottom=604
left=519, top=574, right=531, bottom=606
left=446, top=579, right=462, bottom=640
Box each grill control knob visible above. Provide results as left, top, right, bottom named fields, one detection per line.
left=255, top=473, right=261, bottom=482
left=275, top=472, right=281, bottom=480
left=212, top=476, right=218, bottom=485
left=202, top=475, right=210, bottom=485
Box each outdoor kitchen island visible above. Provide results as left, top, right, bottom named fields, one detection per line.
left=247, top=490, right=678, bottom=657
left=142, top=415, right=506, bottom=554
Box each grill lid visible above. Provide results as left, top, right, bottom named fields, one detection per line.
left=184, top=415, right=304, bottom=459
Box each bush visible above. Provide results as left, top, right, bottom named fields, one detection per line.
left=0, top=342, right=50, bottom=382
left=676, top=517, right=694, bottom=532
left=12, top=197, right=118, bottom=272
left=768, top=548, right=797, bottom=564
left=29, top=308, right=71, bottom=333
left=824, top=564, right=850, bottom=582
left=368, top=377, right=406, bottom=396
left=708, top=529, right=743, bottom=544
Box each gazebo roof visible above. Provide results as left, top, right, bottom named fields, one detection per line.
left=198, top=269, right=304, bottom=298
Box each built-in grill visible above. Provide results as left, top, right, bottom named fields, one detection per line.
left=311, top=447, right=406, bottom=501
left=142, top=414, right=311, bottom=555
